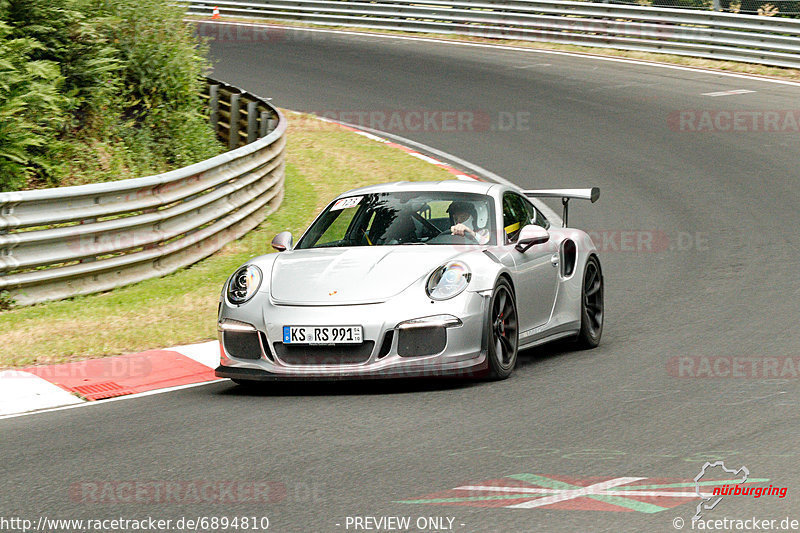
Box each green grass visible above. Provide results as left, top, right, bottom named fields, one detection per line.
left=188, top=15, right=800, bottom=81
left=0, top=111, right=455, bottom=369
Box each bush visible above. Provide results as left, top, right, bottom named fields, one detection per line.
left=95, top=0, right=220, bottom=168
left=0, top=21, right=67, bottom=190
left=0, top=0, right=220, bottom=192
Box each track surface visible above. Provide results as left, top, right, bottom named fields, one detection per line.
left=2, top=25, right=799, bottom=533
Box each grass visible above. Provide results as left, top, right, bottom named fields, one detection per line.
left=189, top=15, right=800, bottom=81
left=0, top=112, right=455, bottom=369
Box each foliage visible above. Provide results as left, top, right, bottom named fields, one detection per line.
left=0, top=21, right=67, bottom=189
left=0, top=0, right=219, bottom=192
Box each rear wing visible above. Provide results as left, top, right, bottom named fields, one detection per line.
left=523, top=187, right=600, bottom=227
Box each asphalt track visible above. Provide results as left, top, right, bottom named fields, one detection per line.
left=2, top=24, right=799, bottom=533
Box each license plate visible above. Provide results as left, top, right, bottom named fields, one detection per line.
left=282, top=325, right=363, bottom=344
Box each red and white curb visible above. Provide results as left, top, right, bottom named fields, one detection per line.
left=0, top=341, right=221, bottom=417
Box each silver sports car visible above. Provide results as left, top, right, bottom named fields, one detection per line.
left=215, top=179, right=603, bottom=382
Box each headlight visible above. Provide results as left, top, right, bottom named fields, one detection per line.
left=426, top=261, right=471, bottom=300
left=227, top=265, right=262, bottom=305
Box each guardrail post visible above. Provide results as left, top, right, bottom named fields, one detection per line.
left=229, top=93, right=241, bottom=150
left=79, top=217, right=97, bottom=263
left=209, top=84, right=220, bottom=133
left=0, top=209, right=7, bottom=259
left=267, top=115, right=278, bottom=135
left=247, top=101, right=258, bottom=143
left=0, top=205, right=7, bottom=238
left=259, top=110, right=269, bottom=137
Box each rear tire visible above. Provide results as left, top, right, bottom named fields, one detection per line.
left=575, top=255, right=603, bottom=349
left=485, top=278, right=519, bottom=380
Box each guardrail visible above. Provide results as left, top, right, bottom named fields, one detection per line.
left=186, top=0, right=800, bottom=69
left=0, top=78, right=286, bottom=307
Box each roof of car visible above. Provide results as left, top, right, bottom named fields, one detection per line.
left=337, top=179, right=501, bottom=198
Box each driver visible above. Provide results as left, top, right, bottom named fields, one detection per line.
left=447, top=201, right=490, bottom=244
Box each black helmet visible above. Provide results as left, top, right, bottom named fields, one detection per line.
left=447, top=201, right=477, bottom=224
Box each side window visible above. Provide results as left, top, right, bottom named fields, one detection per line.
left=502, top=193, right=529, bottom=243
left=520, top=197, right=550, bottom=229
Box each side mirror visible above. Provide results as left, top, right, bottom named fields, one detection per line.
left=515, top=225, right=550, bottom=253
left=271, top=231, right=293, bottom=252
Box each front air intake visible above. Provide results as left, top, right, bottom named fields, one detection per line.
left=378, top=330, right=394, bottom=359
left=397, top=326, right=446, bottom=357
left=273, top=342, right=375, bottom=365
left=223, top=330, right=263, bottom=360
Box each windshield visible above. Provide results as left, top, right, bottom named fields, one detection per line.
left=296, top=191, right=497, bottom=249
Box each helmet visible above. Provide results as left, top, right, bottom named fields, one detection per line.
left=446, top=201, right=477, bottom=225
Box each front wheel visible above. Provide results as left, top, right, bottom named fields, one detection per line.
left=485, top=278, right=519, bottom=380
left=575, top=255, right=603, bottom=349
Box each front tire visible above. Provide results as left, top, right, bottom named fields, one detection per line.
left=575, top=255, right=603, bottom=349
left=486, top=278, right=519, bottom=380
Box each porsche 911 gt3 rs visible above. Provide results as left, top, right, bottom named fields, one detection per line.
left=215, top=179, right=603, bottom=382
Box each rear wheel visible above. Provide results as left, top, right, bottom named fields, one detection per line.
left=575, top=256, right=603, bottom=349
left=486, top=278, right=519, bottom=380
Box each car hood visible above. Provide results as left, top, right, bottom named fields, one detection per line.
left=269, top=246, right=466, bottom=305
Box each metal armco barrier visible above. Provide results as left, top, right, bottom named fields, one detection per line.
left=0, top=78, right=286, bottom=306
left=186, top=0, right=800, bottom=69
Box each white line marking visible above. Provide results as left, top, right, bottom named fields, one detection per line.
left=513, top=63, right=552, bottom=69
left=408, top=151, right=447, bottom=165
left=0, top=379, right=227, bottom=421
left=702, top=89, right=756, bottom=97
left=503, top=477, right=646, bottom=509
left=197, top=20, right=800, bottom=88
left=455, top=484, right=714, bottom=498
left=0, top=371, right=83, bottom=416
left=352, top=130, right=388, bottom=143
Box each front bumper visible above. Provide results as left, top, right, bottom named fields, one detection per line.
left=216, top=288, right=490, bottom=380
